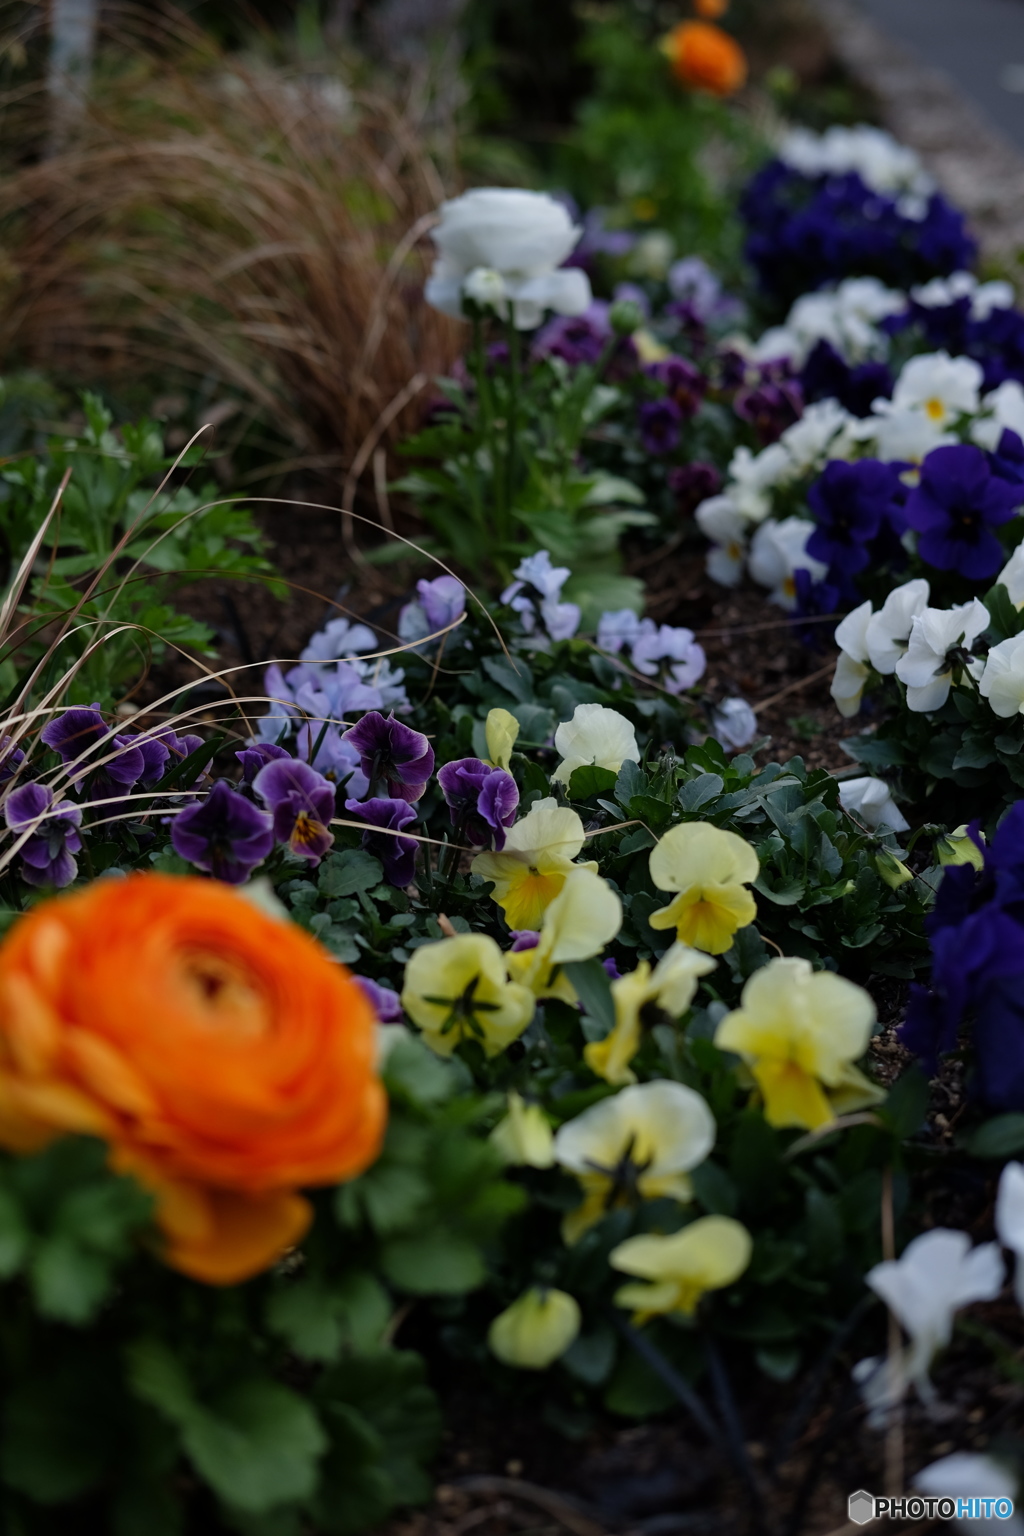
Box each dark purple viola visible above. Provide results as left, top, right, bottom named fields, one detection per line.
left=437, top=757, right=519, bottom=850
left=645, top=356, right=705, bottom=418
left=124, top=733, right=170, bottom=785
left=340, top=712, right=434, bottom=803
left=4, top=782, right=83, bottom=888
left=40, top=706, right=146, bottom=799
left=903, top=443, right=1021, bottom=581
left=989, top=427, right=1024, bottom=487
left=667, top=462, right=721, bottom=517
left=355, top=975, right=403, bottom=1022
left=733, top=379, right=803, bottom=444
left=157, top=728, right=209, bottom=786
left=806, top=459, right=904, bottom=575
left=344, top=795, right=418, bottom=888
left=171, top=779, right=275, bottom=885
left=253, top=757, right=336, bottom=863
left=637, top=398, right=683, bottom=456
left=236, top=740, right=291, bottom=787
left=0, top=738, right=25, bottom=785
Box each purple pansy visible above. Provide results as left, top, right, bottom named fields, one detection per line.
left=355, top=975, right=403, bottom=1022
left=531, top=302, right=612, bottom=367
left=340, top=712, right=434, bottom=803
left=733, top=379, right=803, bottom=444
left=171, top=779, right=275, bottom=885
left=806, top=459, right=904, bottom=575
left=40, top=706, right=146, bottom=800
left=344, top=795, right=418, bottom=888
left=646, top=356, right=705, bottom=418
left=668, top=462, right=721, bottom=516
left=630, top=624, right=706, bottom=694
left=398, top=576, right=467, bottom=649
left=254, top=757, right=336, bottom=863
left=124, top=733, right=170, bottom=786
left=236, top=740, right=291, bottom=786
left=0, top=738, right=25, bottom=784
left=903, top=443, right=1021, bottom=580
left=295, top=723, right=369, bottom=798
left=156, top=728, right=209, bottom=785
left=4, top=782, right=82, bottom=888
left=437, top=757, right=519, bottom=850
left=638, top=397, right=683, bottom=456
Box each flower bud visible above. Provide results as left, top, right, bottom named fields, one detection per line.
left=875, top=850, right=913, bottom=890
left=936, top=825, right=985, bottom=870
left=490, top=1092, right=555, bottom=1167
left=463, top=266, right=509, bottom=315
left=609, top=299, right=645, bottom=336
left=488, top=1287, right=581, bottom=1370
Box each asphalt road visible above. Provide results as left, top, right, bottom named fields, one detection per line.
left=855, top=0, right=1024, bottom=151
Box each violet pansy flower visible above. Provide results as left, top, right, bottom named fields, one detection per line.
left=40, top=706, right=146, bottom=800
left=806, top=459, right=903, bottom=576
left=236, top=740, right=291, bottom=786
left=171, top=779, right=275, bottom=885
left=437, top=757, right=519, bottom=850
left=0, top=738, right=25, bottom=784
left=903, top=443, right=1021, bottom=581
left=254, top=757, right=336, bottom=863
left=295, top=723, right=369, bottom=798
left=345, top=795, right=418, bottom=888
left=356, top=975, right=403, bottom=1022
left=341, top=712, right=434, bottom=803
left=5, top=782, right=83, bottom=888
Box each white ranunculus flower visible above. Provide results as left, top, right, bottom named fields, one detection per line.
left=551, top=703, right=640, bottom=784
left=996, top=544, right=1024, bottom=608
left=980, top=633, right=1024, bottom=718
left=890, top=351, right=983, bottom=426
left=748, top=517, right=828, bottom=611
left=462, top=266, right=509, bottom=314
left=838, top=775, right=909, bottom=833
left=865, top=578, right=930, bottom=674
left=696, top=495, right=747, bottom=586
left=895, top=599, right=989, bottom=712
left=831, top=598, right=872, bottom=717
left=426, top=188, right=592, bottom=330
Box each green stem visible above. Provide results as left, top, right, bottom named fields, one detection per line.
left=504, top=321, right=522, bottom=546
left=470, top=315, right=504, bottom=540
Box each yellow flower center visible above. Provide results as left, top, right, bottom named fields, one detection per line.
left=924, top=396, right=945, bottom=422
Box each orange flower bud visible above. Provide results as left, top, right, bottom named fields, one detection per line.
left=0, top=874, right=386, bottom=1284
left=661, top=21, right=748, bottom=97
left=694, top=0, right=728, bottom=16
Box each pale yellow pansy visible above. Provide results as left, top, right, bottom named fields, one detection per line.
left=611, top=1216, right=752, bottom=1323
left=585, top=942, right=716, bottom=1086
left=554, top=1079, right=716, bottom=1244
left=714, top=956, right=882, bottom=1131
left=402, top=933, right=535, bottom=1059
left=506, top=866, right=623, bottom=1003
left=936, top=824, right=985, bottom=871
left=551, top=704, right=640, bottom=786
left=488, top=1287, right=581, bottom=1370
left=485, top=707, right=520, bottom=770
left=490, top=1092, right=555, bottom=1168
left=649, top=822, right=759, bottom=955
left=472, top=798, right=597, bottom=930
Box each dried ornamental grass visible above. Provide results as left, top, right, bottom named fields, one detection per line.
left=0, top=11, right=461, bottom=468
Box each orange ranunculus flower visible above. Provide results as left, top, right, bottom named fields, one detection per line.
left=694, top=0, right=728, bottom=18
left=0, top=873, right=386, bottom=1284
left=662, top=21, right=748, bottom=97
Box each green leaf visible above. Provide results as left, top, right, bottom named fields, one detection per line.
left=562, top=958, right=616, bottom=1035
left=379, top=1231, right=485, bottom=1294
left=182, top=1382, right=327, bottom=1514
left=567, top=765, right=618, bottom=800
left=509, top=702, right=556, bottom=745
left=690, top=1161, right=738, bottom=1216
left=969, top=1113, right=1024, bottom=1159
left=266, top=1274, right=391, bottom=1363
left=319, top=850, right=385, bottom=898
left=2, top=1354, right=120, bottom=1504
left=0, top=1186, right=30, bottom=1276
left=30, top=1234, right=113, bottom=1323
left=482, top=654, right=534, bottom=704
left=678, top=773, right=724, bottom=813
left=881, top=1067, right=930, bottom=1140
left=562, top=1326, right=617, bottom=1386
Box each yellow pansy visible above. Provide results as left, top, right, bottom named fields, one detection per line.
left=611, top=1216, right=752, bottom=1323
left=649, top=822, right=759, bottom=955
left=506, top=866, right=622, bottom=1004
left=472, top=798, right=597, bottom=930
left=714, top=956, right=882, bottom=1131
left=485, top=707, right=520, bottom=770
left=488, top=1287, right=581, bottom=1370
left=553, top=1079, right=715, bottom=1244
left=402, top=933, right=535, bottom=1059
left=585, top=942, right=716, bottom=1086
left=490, top=1092, right=555, bottom=1168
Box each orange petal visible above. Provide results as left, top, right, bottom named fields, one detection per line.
left=0, top=974, right=61, bottom=1076
left=159, top=1187, right=312, bottom=1285
left=63, top=1028, right=162, bottom=1119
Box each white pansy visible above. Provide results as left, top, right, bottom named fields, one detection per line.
left=973, top=280, right=1017, bottom=319
left=866, top=406, right=955, bottom=465
left=779, top=124, right=934, bottom=199
left=711, top=698, right=758, bottom=750
left=831, top=599, right=873, bottom=717
left=778, top=398, right=855, bottom=476
left=996, top=544, right=1024, bottom=608
left=426, top=188, right=592, bottom=330
left=909, top=271, right=978, bottom=310
left=980, top=633, right=1024, bottom=718
left=748, top=517, right=828, bottom=611
left=696, top=495, right=747, bottom=586
left=916, top=1454, right=1023, bottom=1536
left=895, top=599, right=990, bottom=712
left=746, top=325, right=800, bottom=364
left=552, top=703, right=640, bottom=784
left=554, top=1080, right=716, bottom=1199
left=996, top=1162, right=1024, bottom=1309
left=867, top=1228, right=1004, bottom=1397
left=865, top=578, right=931, bottom=674
left=753, top=279, right=902, bottom=367
left=890, top=351, right=983, bottom=426
left=838, top=775, right=909, bottom=833
left=502, top=550, right=581, bottom=642
left=728, top=443, right=793, bottom=523
left=972, top=380, right=1024, bottom=451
